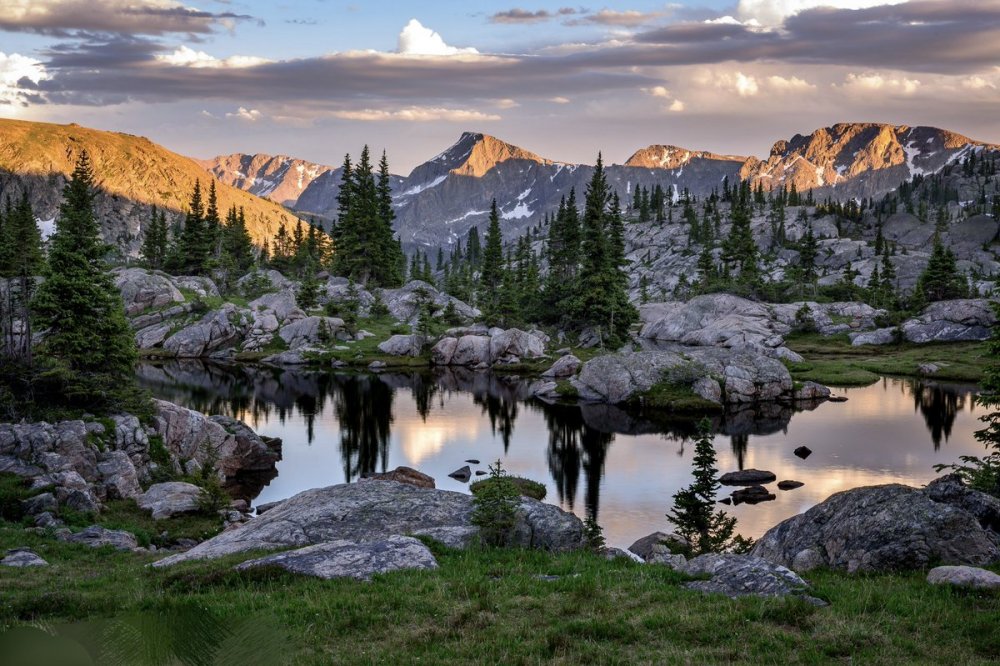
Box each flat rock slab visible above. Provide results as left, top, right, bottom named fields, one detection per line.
left=720, top=469, right=777, bottom=485
left=778, top=480, right=804, bottom=491
left=153, top=480, right=583, bottom=567
left=136, top=481, right=204, bottom=519
left=236, top=535, right=438, bottom=580
left=362, top=466, right=435, bottom=489
left=927, top=566, right=1000, bottom=590
left=58, top=526, right=138, bottom=551
left=1, top=548, right=48, bottom=567
left=681, top=554, right=813, bottom=599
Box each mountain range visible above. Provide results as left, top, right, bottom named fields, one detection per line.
left=205, top=123, right=992, bottom=250
left=0, top=117, right=993, bottom=254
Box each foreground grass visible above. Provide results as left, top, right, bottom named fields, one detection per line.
left=785, top=333, right=989, bottom=386
left=2, top=522, right=998, bottom=664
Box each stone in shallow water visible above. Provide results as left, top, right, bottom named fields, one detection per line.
left=927, top=566, right=1000, bottom=590
left=793, top=446, right=812, bottom=459
left=778, top=480, right=804, bottom=491
left=732, top=485, right=777, bottom=505
left=720, top=469, right=776, bottom=486
left=236, top=535, right=438, bottom=580
left=448, top=466, right=472, bottom=482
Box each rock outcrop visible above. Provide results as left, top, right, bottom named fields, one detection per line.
left=136, top=482, right=204, bottom=520
left=153, top=479, right=584, bottom=567
left=751, top=478, right=1000, bottom=573
left=851, top=299, right=997, bottom=346
left=431, top=328, right=547, bottom=367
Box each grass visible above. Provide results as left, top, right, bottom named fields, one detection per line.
left=785, top=333, right=989, bottom=386
left=636, top=380, right=723, bottom=413
left=1, top=520, right=998, bottom=664
left=471, top=476, right=547, bottom=501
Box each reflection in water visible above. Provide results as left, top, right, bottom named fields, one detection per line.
left=137, top=361, right=985, bottom=544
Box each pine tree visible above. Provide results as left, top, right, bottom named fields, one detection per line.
left=721, top=186, right=758, bottom=280
left=916, top=233, right=967, bottom=304
left=478, top=200, right=505, bottom=323
left=0, top=194, right=44, bottom=362
left=32, top=151, right=140, bottom=413
left=204, top=179, right=221, bottom=265
left=376, top=150, right=405, bottom=287
left=140, top=206, right=169, bottom=270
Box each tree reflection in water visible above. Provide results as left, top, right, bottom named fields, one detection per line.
left=135, top=361, right=981, bottom=515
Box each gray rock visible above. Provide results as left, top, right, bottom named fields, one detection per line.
left=236, top=535, right=438, bottom=580
left=363, top=466, right=435, bottom=489
left=262, top=350, right=310, bottom=365
left=171, top=275, right=220, bottom=299
left=238, top=269, right=294, bottom=293
left=923, top=474, right=1000, bottom=533
left=152, top=480, right=584, bottom=567
left=59, top=526, right=138, bottom=551
left=114, top=268, right=184, bottom=316
left=379, top=281, right=479, bottom=324
left=751, top=483, right=1000, bottom=573
left=1, top=548, right=48, bottom=567
left=278, top=316, right=345, bottom=349
left=793, top=381, right=832, bottom=401
left=21, top=492, right=57, bottom=516
left=490, top=328, right=545, bottom=363
left=901, top=299, right=996, bottom=344
left=135, top=323, right=173, bottom=349
left=431, top=335, right=492, bottom=366
left=778, top=480, right=804, bottom=491
left=720, top=469, right=777, bottom=485
left=163, top=305, right=246, bottom=358
left=541, top=354, right=581, bottom=379
left=850, top=327, right=897, bottom=346
left=448, top=466, right=472, bottom=482
left=249, top=289, right=303, bottom=324
left=137, top=482, right=204, bottom=520
left=411, top=526, right=481, bottom=550
left=927, top=566, right=1000, bottom=590
left=377, top=334, right=426, bottom=357
left=692, top=377, right=723, bottom=403
left=627, top=531, right=689, bottom=561
left=96, top=451, right=142, bottom=500
left=368, top=361, right=387, bottom=370
left=732, top=485, right=777, bottom=505
left=681, top=553, right=811, bottom=599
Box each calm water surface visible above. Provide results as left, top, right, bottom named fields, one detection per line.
left=137, top=361, right=986, bottom=547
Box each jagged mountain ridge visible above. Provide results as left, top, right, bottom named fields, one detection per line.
left=210, top=123, right=995, bottom=250
left=0, top=118, right=299, bottom=253
left=199, top=153, right=335, bottom=208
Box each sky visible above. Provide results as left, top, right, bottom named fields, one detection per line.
left=1, top=0, right=999, bottom=173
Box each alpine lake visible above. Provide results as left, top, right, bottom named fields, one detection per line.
left=137, top=360, right=987, bottom=547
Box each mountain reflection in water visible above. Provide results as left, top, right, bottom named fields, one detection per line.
left=137, top=362, right=986, bottom=545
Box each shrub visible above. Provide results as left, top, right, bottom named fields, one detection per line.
left=471, top=460, right=521, bottom=547
left=471, top=475, right=546, bottom=501
left=583, top=515, right=606, bottom=551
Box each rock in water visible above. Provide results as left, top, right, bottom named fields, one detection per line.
left=136, top=482, right=205, bottom=519
left=751, top=483, right=1000, bottom=573
left=927, top=566, right=1000, bottom=590
left=363, top=466, right=435, bottom=489
left=732, top=485, right=777, bottom=505
left=720, top=469, right=777, bottom=485
left=236, top=535, right=438, bottom=580
left=152, top=480, right=584, bottom=567
left=777, top=480, right=804, bottom=491
left=1, top=548, right=48, bottom=567
left=793, top=446, right=812, bottom=459
left=448, top=466, right=472, bottom=482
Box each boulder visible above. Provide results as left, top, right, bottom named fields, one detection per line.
left=278, top=316, right=345, bottom=350
left=542, top=354, right=581, bottom=379
left=901, top=299, right=997, bottom=344
left=732, top=485, right=776, bottom=505
left=162, top=305, right=246, bottom=358
left=793, top=382, right=831, bottom=401
left=927, top=566, right=1000, bottom=590
left=850, top=328, right=896, bottom=346
left=135, top=323, right=173, bottom=349
left=431, top=335, right=491, bottom=366
left=640, top=294, right=783, bottom=348
left=249, top=289, right=303, bottom=324
left=627, top=531, right=689, bottom=561
left=152, top=480, right=585, bottom=567
left=490, top=329, right=545, bottom=363
left=58, top=526, right=138, bottom=551
left=114, top=268, right=183, bottom=316
left=923, top=474, right=1000, bottom=533
left=1, top=548, right=48, bottom=568
left=778, top=480, right=804, bottom=491
left=171, top=275, right=220, bottom=299
left=681, top=554, right=813, bottom=599
left=751, top=483, right=1000, bottom=573
left=720, top=469, right=776, bottom=485
left=236, top=535, right=438, bottom=580
left=793, top=446, right=812, bottom=459
left=448, top=466, right=472, bottom=482
left=237, top=269, right=294, bottom=292
left=379, top=281, right=480, bottom=324
left=136, top=482, right=204, bottom=520
left=362, top=466, right=435, bottom=489
left=377, top=335, right=426, bottom=357
left=261, top=350, right=310, bottom=365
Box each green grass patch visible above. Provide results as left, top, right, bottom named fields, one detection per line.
left=471, top=476, right=547, bottom=500
left=785, top=333, right=989, bottom=385
left=1, top=519, right=999, bottom=664
left=636, top=381, right=723, bottom=413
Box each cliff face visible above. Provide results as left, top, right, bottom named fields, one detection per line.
left=199, top=153, right=335, bottom=208
left=0, top=118, right=299, bottom=253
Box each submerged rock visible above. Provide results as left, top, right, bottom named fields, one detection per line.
left=732, top=485, right=776, bottom=505
left=777, top=480, right=804, bottom=491
left=236, top=535, right=438, bottom=581
left=793, top=446, right=812, bottom=459
left=720, top=469, right=776, bottom=485
left=448, top=466, right=472, bottom=482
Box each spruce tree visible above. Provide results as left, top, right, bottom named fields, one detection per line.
left=32, top=151, right=139, bottom=413
left=916, top=233, right=967, bottom=304
left=140, top=206, right=169, bottom=270
left=0, top=194, right=44, bottom=362
left=478, top=200, right=505, bottom=323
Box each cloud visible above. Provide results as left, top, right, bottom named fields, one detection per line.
left=156, top=45, right=271, bottom=68
left=569, top=9, right=662, bottom=27
left=397, top=19, right=478, bottom=56
left=494, top=98, right=520, bottom=109
left=490, top=8, right=578, bottom=24
left=696, top=70, right=760, bottom=97
left=0, top=0, right=255, bottom=37
left=328, top=106, right=501, bottom=122
left=643, top=85, right=671, bottom=98
left=668, top=99, right=684, bottom=112
left=0, top=51, right=49, bottom=107
left=736, top=0, right=910, bottom=27
left=225, top=106, right=262, bottom=121
left=962, top=75, right=997, bottom=90
left=840, top=71, right=921, bottom=95
left=549, top=96, right=570, bottom=104
left=765, top=75, right=815, bottom=92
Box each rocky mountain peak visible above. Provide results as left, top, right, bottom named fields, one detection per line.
left=624, top=145, right=746, bottom=170
left=201, top=152, right=335, bottom=207
left=421, top=131, right=555, bottom=179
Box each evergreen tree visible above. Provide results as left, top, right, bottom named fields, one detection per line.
left=140, top=206, right=169, bottom=270
left=32, top=151, right=139, bottom=413
left=478, top=200, right=505, bottom=323
left=204, top=179, right=221, bottom=264
left=0, top=194, right=44, bottom=362
left=376, top=151, right=405, bottom=286
left=721, top=187, right=758, bottom=280
left=916, top=233, right=967, bottom=304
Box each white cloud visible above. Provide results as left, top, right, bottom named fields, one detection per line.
left=548, top=96, right=570, bottom=104
left=643, top=85, right=672, bottom=98
left=668, top=99, right=685, bottom=112
left=766, top=75, right=815, bottom=92
left=329, top=106, right=500, bottom=122
left=0, top=51, right=48, bottom=109
left=156, top=46, right=271, bottom=69
left=841, top=71, right=920, bottom=95
left=397, top=19, right=478, bottom=56
left=735, top=72, right=759, bottom=96
left=736, top=0, right=909, bottom=27
left=225, top=106, right=262, bottom=122
left=494, top=98, right=519, bottom=109
left=695, top=70, right=761, bottom=97
left=962, top=75, right=997, bottom=91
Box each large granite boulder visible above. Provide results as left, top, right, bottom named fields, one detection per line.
left=162, top=305, right=247, bottom=357
left=681, top=554, right=813, bottom=600
left=236, top=535, right=438, bottom=580
left=136, top=481, right=204, bottom=519
left=321, top=277, right=375, bottom=312
left=1, top=548, right=49, bottom=568
left=490, top=329, right=546, bottom=363
left=237, top=269, right=294, bottom=293
left=249, top=289, right=303, bottom=324
left=900, top=299, right=997, bottom=343
left=114, top=268, right=183, bottom=316
left=927, top=565, right=1000, bottom=590
left=379, top=281, right=480, bottom=324
left=542, top=354, right=581, bottom=379
left=58, top=526, right=138, bottom=551
left=153, top=480, right=584, bottom=567
left=378, top=334, right=427, bottom=357
left=640, top=294, right=782, bottom=348
left=752, top=481, right=1000, bottom=573
left=171, top=275, right=220, bottom=299
left=278, top=316, right=345, bottom=349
